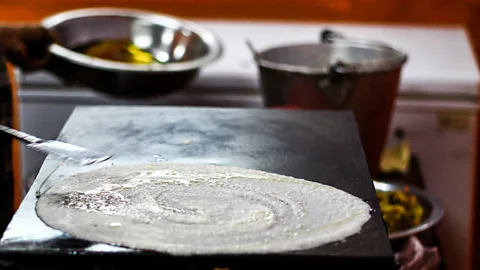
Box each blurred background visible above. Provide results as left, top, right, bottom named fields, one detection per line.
left=1, top=1, right=480, bottom=270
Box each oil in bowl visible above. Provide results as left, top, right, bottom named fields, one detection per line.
left=74, top=39, right=157, bottom=64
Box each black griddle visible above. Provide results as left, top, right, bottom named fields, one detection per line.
left=0, top=106, right=397, bottom=270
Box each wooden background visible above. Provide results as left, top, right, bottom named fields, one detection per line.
left=1, top=0, right=480, bottom=269
left=0, top=0, right=477, bottom=25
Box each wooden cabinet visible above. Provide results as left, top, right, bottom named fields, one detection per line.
left=0, top=0, right=474, bottom=24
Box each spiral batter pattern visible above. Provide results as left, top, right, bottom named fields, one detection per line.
left=36, top=163, right=371, bottom=254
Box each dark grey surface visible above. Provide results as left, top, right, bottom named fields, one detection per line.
left=0, top=106, right=395, bottom=269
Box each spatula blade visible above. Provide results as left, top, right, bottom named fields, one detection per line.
left=27, top=140, right=113, bottom=165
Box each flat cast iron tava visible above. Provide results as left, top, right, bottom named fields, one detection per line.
left=0, top=106, right=396, bottom=270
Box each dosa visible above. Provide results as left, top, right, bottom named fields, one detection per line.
left=36, top=163, right=371, bottom=254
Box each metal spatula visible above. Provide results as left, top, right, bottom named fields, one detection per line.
left=0, top=124, right=113, bottom=165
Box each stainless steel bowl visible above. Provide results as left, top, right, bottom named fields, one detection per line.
left=373, top=181, right=444, bottom=240
left=41, top=8, right=223, bottom=98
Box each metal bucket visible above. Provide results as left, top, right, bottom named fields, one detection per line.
left=252, top=29, right=408, bottom=177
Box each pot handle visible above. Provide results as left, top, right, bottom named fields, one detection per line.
left=320, top=29, right=361, bottom=74
left=320, top=29, right=345, bottom=44
left=320, top=28, right=408, bottom=73
left=317, top=30, right=356, bottom=108
left=316, top=61, right=355, bottom=109
left=321, top=28, right=376, bottom=46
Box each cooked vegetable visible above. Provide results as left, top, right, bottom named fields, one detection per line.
left=376, top=189, right=425, bottom=233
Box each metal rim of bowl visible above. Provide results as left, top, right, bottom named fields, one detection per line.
left=254, top=40, right=408, bottom=75
left=41, top=7, right=223, bottom=72
left=373, top=181, right=444, bottom=240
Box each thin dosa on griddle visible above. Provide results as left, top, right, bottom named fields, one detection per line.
left=36, top=163, right=371, bottom=254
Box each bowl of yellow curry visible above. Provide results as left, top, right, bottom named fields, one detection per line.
left=373, top=181, right=444, bottom=240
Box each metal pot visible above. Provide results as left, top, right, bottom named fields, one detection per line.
left=251, top=29, right=408, bottom=177
left=41, top=8, right=223, bottom=99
